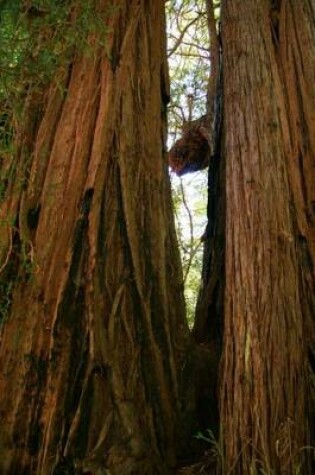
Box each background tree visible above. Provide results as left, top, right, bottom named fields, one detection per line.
left=0, top=1, right=192, bottom=473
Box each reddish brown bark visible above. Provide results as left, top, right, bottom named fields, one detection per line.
left=277, top=0, right=315, bottom=382
left=0, top=2, right=189, bottom=474
left=219, top=0, right=314, bottom=473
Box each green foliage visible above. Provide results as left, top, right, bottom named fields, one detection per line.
left=0, top=0, right=113, bottom=101
left=195, top=428, right=222, bottom=461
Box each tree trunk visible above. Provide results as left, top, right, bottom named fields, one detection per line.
left=192, top=47, right=224, bottom=438
left=0, top=2, right=189, bottom=474
left=219, top=0, right=314, bottom=473
left=277, top=0, right=315, bottom=407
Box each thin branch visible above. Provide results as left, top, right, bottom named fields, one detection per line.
left=167, top=15, right=201, bottom=57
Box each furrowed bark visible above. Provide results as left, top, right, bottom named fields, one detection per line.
left=0, top=2, right=189, bottom=474
left=219, top=1, right=314, bottom=473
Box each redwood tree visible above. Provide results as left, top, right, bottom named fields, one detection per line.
left=196, top=0, right=315, bottom=473
left=1, top=1, right=314, bottom=474
left=0, top=2, right=190, bottom=474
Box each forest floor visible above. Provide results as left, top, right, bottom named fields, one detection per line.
left=176, top=453, right=216, bottom=474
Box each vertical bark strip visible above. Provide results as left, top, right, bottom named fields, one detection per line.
left=192, top=0, right=224, bottom=437
left=277, top=0, right=315, bottom=391
left=0, top=2, right=188, bottom=474
left=220, top=0, right=313, bottom=473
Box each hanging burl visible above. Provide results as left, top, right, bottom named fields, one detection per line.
left=168, top=123, right=212, bottom=176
